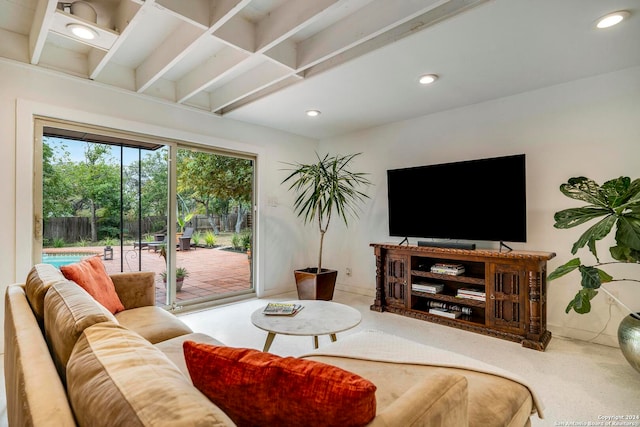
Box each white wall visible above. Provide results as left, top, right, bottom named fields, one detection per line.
left=319, top=66, right=640, bottom=347
left=0, top=59, right=319, bottom=352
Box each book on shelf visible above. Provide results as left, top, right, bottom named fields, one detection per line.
left=457, top=287, right=485, bottom=296
left=426, top=300, right=473, bottom=315
left=430, top=263, right=465, bottom=275
left=456, top=287, right=486, bottom=301
left=262, top=302, right=304, bottom=316
left=428, top=308, right=461, bottom=319
left=412, top=283, right=444, bottom=293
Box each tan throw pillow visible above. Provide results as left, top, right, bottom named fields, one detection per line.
left=66, top=323, right=234, bottom=427
left=24, top=263, right=68, bottom=326
left=60, top=256, right=125, bottom=314
left=44, top=282, right=117, bottom=383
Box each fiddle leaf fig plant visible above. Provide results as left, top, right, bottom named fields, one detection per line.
left=548, top=176, right=640, bottom=314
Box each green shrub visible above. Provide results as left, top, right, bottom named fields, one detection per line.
left=240, top=230, right=252, bottom=251
left=191, top=231, right=201, bottom=246
left=53, top=237, right=65, bottom=248
left=231, top=233, right=241, bottom=249
left=204, top=231, right=216, bottom=248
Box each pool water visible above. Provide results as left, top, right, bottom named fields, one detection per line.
left=41, top=253, right=95, bottom=268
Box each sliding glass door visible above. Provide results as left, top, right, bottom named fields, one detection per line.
left=37, top=120, right=255, bottom=309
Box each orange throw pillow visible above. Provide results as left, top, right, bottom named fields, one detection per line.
left=183, top=341, right=377, bottom=427
left=60, top=256, right=125, bottom=314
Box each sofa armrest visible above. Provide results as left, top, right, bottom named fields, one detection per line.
left=110, top=272, right=155, bottom=309
left=368, top=372, right=468, bottom=427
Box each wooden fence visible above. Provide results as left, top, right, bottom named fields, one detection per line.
left=44, top=213, right=250, bottom=243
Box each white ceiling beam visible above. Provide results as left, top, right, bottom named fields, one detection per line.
left=210, top=0, right=252, bottom=31
left=176, top=47, right=248, bottom=103
left=255, top=0, right=341, bottom=53
left=29, top=0, right=57, bottom=64
left=135, top=22, right=204, bottom=93
left=89, top=0, right=148, bottom=79
left=212, top=14, right=255, bottom=53
left=135, top=0, right=250, bottom=94
left=263, top=39, right=297, bottom=70
left=304, top=0, right=490, bottom=79
left=155, top=0, right=210, bottom=29
left=296, top=0, right=446, bottom=71
left=209, top=62, right=291, bottom=112
left=219, top=74, right=303, bottom=114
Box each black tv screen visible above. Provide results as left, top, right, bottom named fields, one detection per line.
left=387, top=154, right=527, bottom=243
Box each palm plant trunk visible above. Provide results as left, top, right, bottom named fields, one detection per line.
left=318, top=230, right=325, bottom=272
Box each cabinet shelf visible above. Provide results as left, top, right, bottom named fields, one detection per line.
left=411, top=270, right=485, bottom=286
left=411, top=290, right=486, bottom=308
left=371, top=243, right=556, bottom=351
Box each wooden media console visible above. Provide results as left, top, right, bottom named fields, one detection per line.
left=370, top=243, right=556, bottom=351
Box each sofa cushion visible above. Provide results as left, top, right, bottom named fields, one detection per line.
left=44, top=281, right=117, bottom=383
left=24, top=263, right=69, bottom=326
left=154, top=333, right=226, bottom=382
left=183, top=341, right=377, bottom=427
left=66, top=323, right=235, bottom=427
left=60, top=256, right=125, bottom=314
left=115, top=306, right=192, bottom=344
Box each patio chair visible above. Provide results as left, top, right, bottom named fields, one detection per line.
left=178, top=227, right=194, bottom=251
left=148, top=236, right=166, bottom=253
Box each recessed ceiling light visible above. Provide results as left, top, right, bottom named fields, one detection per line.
left=596, top=11, right=630, bottom=29
left=66, top=23, right=98, bottom=40
left=419, top=74, right=438, bottom=85
left=306, top=110, right=321, bottom=117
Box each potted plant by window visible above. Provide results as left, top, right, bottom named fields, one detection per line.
left=548, top=176, right=640, bottom=372
left=282, top=152, right=372, bottom=300
left=160, top=267, right=189, bottom=292
left=158, top=244, right=189, bottom=292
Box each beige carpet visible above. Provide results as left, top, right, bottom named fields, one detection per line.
left=179, top=290, right=640, bottom=427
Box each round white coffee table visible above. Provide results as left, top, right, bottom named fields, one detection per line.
left=251, top=300, right=362, bottom=352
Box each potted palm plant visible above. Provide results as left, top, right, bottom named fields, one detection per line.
left=282, top=152, right=372, bottom=300
left=548, top=176, right=640, bottom=372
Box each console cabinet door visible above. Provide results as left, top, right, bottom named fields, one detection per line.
left=385, top=254, right=407, bottom=308
left=487, top=263, right=527, bottom=334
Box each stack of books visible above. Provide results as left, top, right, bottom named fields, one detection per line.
left=262, top=302, right=304, bottom=316
left=430, top=263, right=465, bottom=276
left=412, top=283, right=444, bottom=294
left=456, top=288, right=486, bottom=301
left=428, top=308, right=461, bottom=319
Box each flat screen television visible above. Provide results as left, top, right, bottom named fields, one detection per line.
left=387, top=154, right=527, bottom=243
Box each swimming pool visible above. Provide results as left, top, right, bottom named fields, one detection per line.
left=41, top=253, right=97, bottom=268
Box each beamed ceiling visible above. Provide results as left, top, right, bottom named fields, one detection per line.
left=1, top=0, right=639, bottom=139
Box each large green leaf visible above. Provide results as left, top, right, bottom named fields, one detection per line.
left=548, top=258, right=581, bottom=281
left=616, top=215, right=640, bottom=251
left=578, top=265, right=612, bottom=289
left=553, top=207, right=611, bottom=229
left=600, top=176, right=633, bottom=208
left=565, top=288, right=598, bottom=314
left=569, top=214, right=616, bottom=256
left=559, top=177, right=608, bottom=207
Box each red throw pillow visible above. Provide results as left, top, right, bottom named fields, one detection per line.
left=183, top=341, right=377, bottom=427
left=60, top=256, right=125, bottom=314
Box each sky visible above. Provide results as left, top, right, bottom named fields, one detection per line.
left=45, top=137, right=155, bottom=166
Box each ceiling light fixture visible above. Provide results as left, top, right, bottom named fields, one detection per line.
left=306, top=110, right=321, bottom=117
left=66, top=23, right=98, bottom=40
left=596, top=10, right=630, bottom=29
left=419, top=74, right=439, bottom=85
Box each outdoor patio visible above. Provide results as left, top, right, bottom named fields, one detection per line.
left=43, top=245, right=252, bottom=306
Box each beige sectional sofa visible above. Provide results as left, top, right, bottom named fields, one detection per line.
left=4, top=263, right=541, bottom=426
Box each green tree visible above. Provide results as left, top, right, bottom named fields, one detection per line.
left=42, top=138, right=73, bottom=217
left=64, top=143, right=121, bottom=241
left=177, top=151, right=253, bottom=233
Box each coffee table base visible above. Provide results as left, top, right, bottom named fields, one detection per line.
left=263, top=332, right=338, bottom=352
